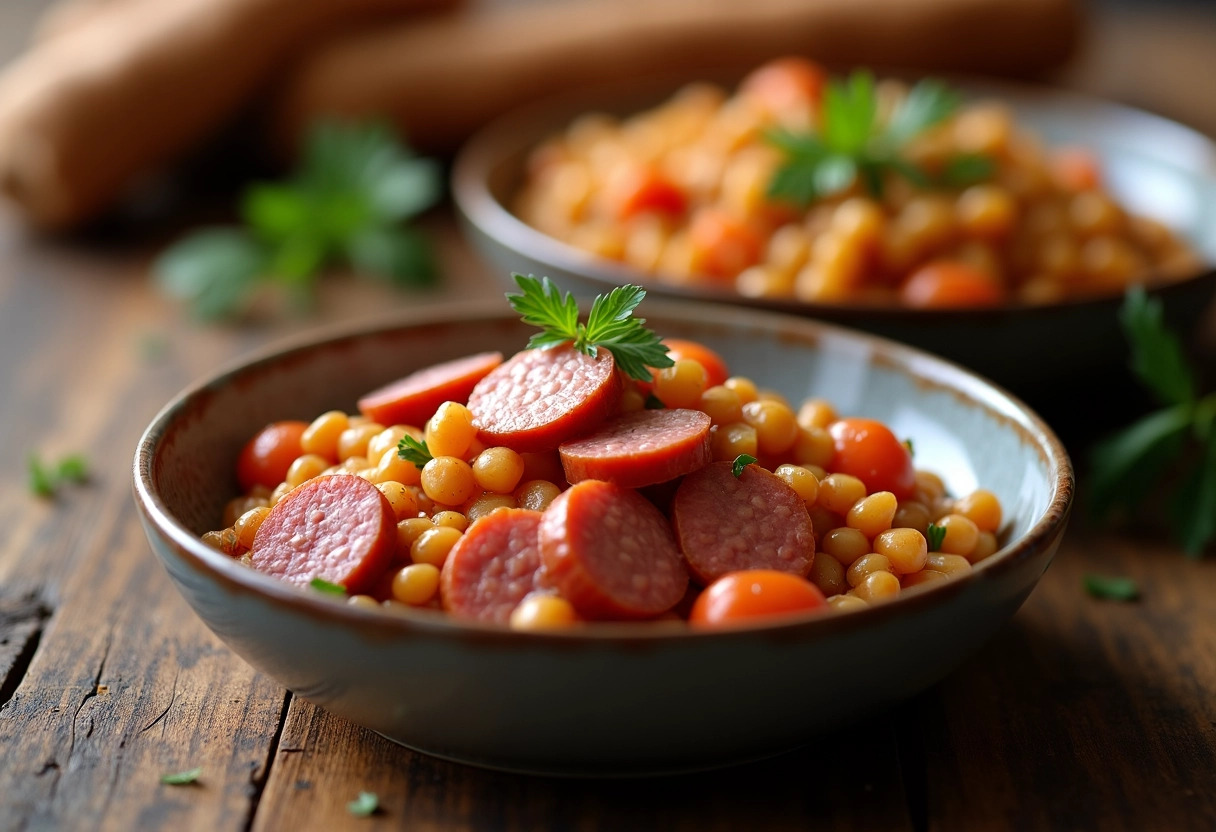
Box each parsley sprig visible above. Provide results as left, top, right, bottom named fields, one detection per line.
left=506, top=275, right=672, bottom=381
left=766, top=71, right=993, bottom=206
left=396, top=435, right=434, bottom=470
left=926, top=522, right=946, bottom=553
left=29, top=453, right=89, bottom=498
left=1090, top=287, right=1216, bottom=556
left=1084, top=574, right=1140, bottom=602
left=160, top=767, right=202, bottom=786
left=155, top=121, right=442, bottom=319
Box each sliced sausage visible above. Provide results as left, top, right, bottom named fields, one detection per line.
left=358, top=351, right=503, bottom=427
left=467, top=344, right=621, bottom=453
left=440, top=508, right=545, bottom=624
left=559, top=408, right=712, bottom=489
left=251, top=474, right=396, bottom=594
left=672, top=461, right=815, bottom=585
left=539, top=479, right=688, bottom=619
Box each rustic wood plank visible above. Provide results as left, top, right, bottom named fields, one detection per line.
left=254, top=698, right=913, bottom=831
left=916, top=531, right=1216, bottom=832
left=0, top=589, right=50, bottom=708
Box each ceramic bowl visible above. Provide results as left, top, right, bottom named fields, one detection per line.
left=452, top=78, right=1216, bottom=390
left=133, top=300, right=1072, bottom=776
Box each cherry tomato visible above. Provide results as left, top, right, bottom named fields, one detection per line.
left=900, top=261, right=1006, bottom=309
left=827, top=418, right=916, bottom=500
left=607, top=164, right=687, bottom=220
left=690, top=570, right=827, bottom=627
left=236, top=420, right=308, bottom=492
left=658, top=339, right=730, bottom=388
left=689, top=208, right=765, bottom=280
left=739, top=57, right=827, bottom=116
left=1051, top=147, right=1103, bottom=192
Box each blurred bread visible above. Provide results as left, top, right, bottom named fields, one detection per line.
left=270, top=0, right=1083, bottom=157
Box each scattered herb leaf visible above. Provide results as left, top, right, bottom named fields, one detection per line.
left=926, top=523, right=946, bottom=552
left=766, top=71, right=990, bottom=206
left=28, top=452, right=90, bottom=498
left=154, top=121, right=442, bottom=320
left=397, top=435, right=434, bottom=470
left=160, top=767, right=202, bottom=786
left=1083, top=574, right=1140, bottom=602
left=347, top=791, right=379, bottom=817
left=1090, top=288, right=1216, bottom=556
left=902, top=438, right=915, bottom=457
left=506, top=275, right=672, bottom=381
left=309, top=577, right=347, bottom=596
left=732, top=454, right=757, bottom=477
left=644, top=393, right=666, bottom=410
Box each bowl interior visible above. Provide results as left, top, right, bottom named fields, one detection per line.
left=145, top=300, right=1065, bottom=596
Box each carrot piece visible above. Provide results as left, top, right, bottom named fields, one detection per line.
left=689, top=208, right=764, bottom=280
left=900, top=261, right=1006, bottom=309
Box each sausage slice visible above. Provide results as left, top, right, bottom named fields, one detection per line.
left=539, top=479, right=688, bottom=619
left=440, top=508, right=545, bottom=624
left=468, top=344, right=621, bottom=452
left=250, top=474, right=396, bottom=594
left=358, top=351, right=503, bottom=427
left=559, top=408, right=712, bottom=489
left=673, top=462, right=815, bottom=585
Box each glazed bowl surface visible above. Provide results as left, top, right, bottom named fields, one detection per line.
left=133, top=299, right=1072, bottom=775
left=453, top=77, right=1216, bottom=390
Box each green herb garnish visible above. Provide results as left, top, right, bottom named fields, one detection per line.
left=396, top=435, right=434, bottom=470
left=766, top=72, right=989, bottom=206
left=506, top=275, right=672, bottom=382
left=732, top=454, right=757, bottom=477
left=1090, top=287, right=1216, bottom=556
left=28, top=452, right=90, bottom=498
left=347, top=791, right=379, bottom=817
left=309, top=577, right=347, bottom=596
left=155, top=121, right=442, bottom=320
left=160, top=767, right=202, bottom=785
left=926, top=522, right=946, bottom=552
left=644, top=393, right=666, bottom=410
left=1083, top=574, right=1140, bottom=602
left=902, top=438, right=915, bottom=457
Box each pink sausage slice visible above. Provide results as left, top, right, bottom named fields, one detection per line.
left=440, top=508, right=545, bottom=624
left=358, top=351, right=503, bottom=427
left=672, top=462, right=815, bottom=585
left=251, top=474, right=396, bottom=594
left=467, top=344, right=621, bottom=453
left=539, top=479, right=688, bottom=620
left=559, top=408, right=712, bottom=489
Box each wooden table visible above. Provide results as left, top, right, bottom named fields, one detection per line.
left=2, top=5, right=1215, bottom=830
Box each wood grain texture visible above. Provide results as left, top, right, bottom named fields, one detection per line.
left=255, top=699, right=912, bottom=831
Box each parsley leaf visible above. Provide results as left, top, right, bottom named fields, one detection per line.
left=309, top=578, right=347, bottom=596
left=397, top=435, right=434, bottom=470
left=160, top=767, right=202, bottom=785
left=732, top=454, right=757, bottom=477
left=926, top=523, right=946, bottom=552
left=28, top=455, right=56, bottom=497
left=1090, top=288, right=1216, bottom=556
left=1083, top=574, right=1139, bottom=602
left=766, top=71, right=989, bottom=206
left=154, top=121, right=442, bottom=320
left=28, top=452, right=91, bottom=498
left=347, top=791, right=379, bottom=817
left=506, top=275, right=672, bottom=381
left=1120, top=285, right=1194, bottom=406
left=56, top=455, right=89, bottom=483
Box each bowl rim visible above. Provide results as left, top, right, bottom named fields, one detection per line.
left=451, top=71, right=1216, bottom=320
left=133, top=297, right=1074, bottom=645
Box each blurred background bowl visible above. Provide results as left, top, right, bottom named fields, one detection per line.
left=453, top=76, right=1216, bottom=397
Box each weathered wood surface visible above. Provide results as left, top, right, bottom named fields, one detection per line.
left=0, top=4, right=1214, bottom=830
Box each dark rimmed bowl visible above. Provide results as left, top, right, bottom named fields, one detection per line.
left=133, top=299, right=1072, bottom=776
left=452, top=77, right=1216, bottom=391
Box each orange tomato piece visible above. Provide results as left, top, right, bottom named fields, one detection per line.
left=689, top=208, right=764, bottom=280
left=739, top=56, right=828, bottom=116
left=900, top=261, right=1006, bottom=309
left=236, top=420, right=308, bottom=492
left=1051, top=147, right=1103, bottom=192
left=657, top=338, right=730, bottom=388
left=827, top=417, right=916, bottom=500
left=690, top=569, right=827, bottom=627
left=607, top=164, right=687, bottom=220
